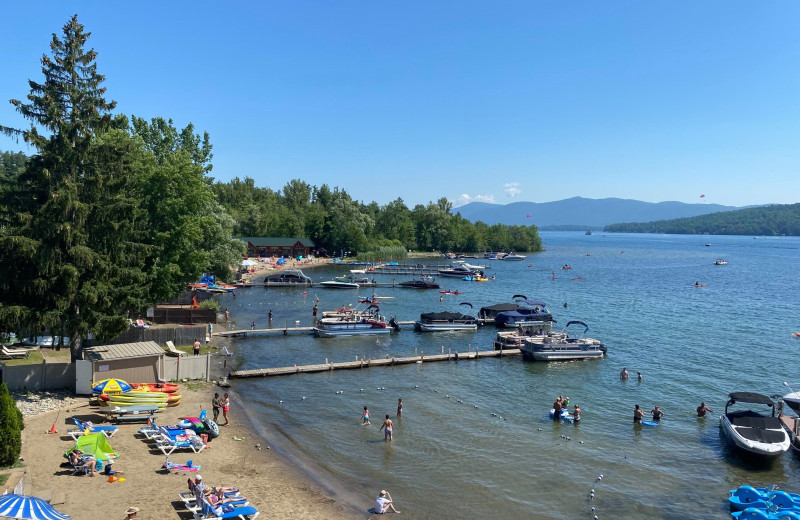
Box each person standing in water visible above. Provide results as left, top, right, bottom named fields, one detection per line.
left=362, top=406, right=370, bottom=425
left=697, top=402, right=714, bottom=417
left=268, top=310, right=273, bottom=321
left=633, top=404, right=644, bottom=423
left=651, top=405, right=664, bottom=422
left=313, top=304, right=318, bottom=320
left=620, top=367, right=629, bottom=380
left=396, top=398, right=403, bottom=418
left=380, top=415, right=394, bottom=441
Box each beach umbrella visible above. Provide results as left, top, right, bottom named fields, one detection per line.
left=0, top=494, right=71, bottom=520
left=91, top=378, right=131, bottom=395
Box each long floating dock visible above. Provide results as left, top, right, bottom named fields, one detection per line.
left=214, top=326, right=315, bottom=337
left=229, top=348, right=521, bottom=379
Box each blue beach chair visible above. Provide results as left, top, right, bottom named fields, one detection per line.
left=68, top=418, right=119, bottom=440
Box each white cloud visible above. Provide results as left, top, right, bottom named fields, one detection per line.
left=453, top=193, right=496, bottom=207
left=504, top=182, right=521, bottom=198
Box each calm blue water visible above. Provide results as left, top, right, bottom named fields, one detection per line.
left=215, top=233, right=800, bottom=519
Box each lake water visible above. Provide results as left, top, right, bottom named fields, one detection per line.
left=214, top=232, right=800, bottom=519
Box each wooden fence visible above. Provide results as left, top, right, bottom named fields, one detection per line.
left=162, top=354, right=211, bottom=381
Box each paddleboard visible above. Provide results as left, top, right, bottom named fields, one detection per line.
left=641, top=420, right=660, bottom=427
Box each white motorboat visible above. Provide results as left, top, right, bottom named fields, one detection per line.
left=714, top=259, right=728, bottom=265
left=318, top=280, right=360, bottom=289
left=782, top=382, right=800, bottom=414
left=719, top=392, right=790, bottom=456
left=438, top=264, right=478, bottom=277
left=501, top=253, right=527, bottom=261
left=414, top=311, right=478, bottom=332
left=520, top=321, right=606, bottom=361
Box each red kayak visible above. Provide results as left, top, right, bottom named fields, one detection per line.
left=130, top=382, right=180, bottom=393
left=439, top=290, right=462, bottom=295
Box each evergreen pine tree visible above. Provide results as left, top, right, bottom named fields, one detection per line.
left=0, top=15, right=149, bottom=358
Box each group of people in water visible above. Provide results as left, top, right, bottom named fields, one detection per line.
left=621, top=367, right=714, bottom=423
left=362, top=398, right=403, bottom=441
left=552, top=395, right=580, bottom=421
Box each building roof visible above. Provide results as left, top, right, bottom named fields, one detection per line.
left=83, top=341, right=165, bottom=362
left=236, top=237, right=316, bottom=248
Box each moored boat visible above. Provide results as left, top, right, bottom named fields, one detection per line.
left=494, top=299, right=555, bottom=328
left=719, top=392, right=790, bottom=457
left=714, top=259, right=728, bottom=265
left=501, top=253, right=527, bottom=261
left=315, top=304, right=394, bottom=337
left=519, top=321, right=606, bottom=361
left=264, top=269, right=313, bottom=287
left=414, top=311, right=478, bottom=332
left=398, top=279, right=441, bottom=289
left=318, top=280, right=360, bottom=289
left=438, top=265, right=478, bottom=277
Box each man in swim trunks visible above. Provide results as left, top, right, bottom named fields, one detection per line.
left=633, top=404, right=643, bottom=423
left=697, top=402, right=713, bottom=417
left=620, top=367, right=629, bottom=380
left=553, top=398, right=562, bottom=420
left=380, top=415, right=394, bottom=441
left=651, top=405, right=664, bottom=422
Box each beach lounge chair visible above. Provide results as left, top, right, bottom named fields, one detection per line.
left=68, top=418, right=119, bottom=440
left=166, top=341, right=186, bottom=356
left=0, top=346, right=29, bottom=359
left=156, top=431, right=206, bottom=456
left=180, top=478, right=242, bottom=507
left=194, top=496, right=259, bottom=520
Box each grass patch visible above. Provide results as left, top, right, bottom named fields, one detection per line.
left=0, top=459, right=25, bottom=472
left=181, top=380, right=209, bottom=392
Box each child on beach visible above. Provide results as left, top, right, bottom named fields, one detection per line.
left=362, top=406, right=370, bottom=425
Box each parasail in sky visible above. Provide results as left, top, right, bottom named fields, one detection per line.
left=700, top=194, right=705, bottom=198
left=526, top=213, right=532, bottom=217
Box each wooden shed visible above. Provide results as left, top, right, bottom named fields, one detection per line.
left=82, top=341, right=165, bottom=387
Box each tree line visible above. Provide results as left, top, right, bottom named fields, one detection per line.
left=604, top=204, right=800, bottom=236
left=0, top=15, right=540, bottom=359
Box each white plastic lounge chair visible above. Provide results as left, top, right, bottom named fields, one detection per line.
left=166, top=341, right=186, bottom=356
left=0, top=346, right=29, bottom=358
left=68, top=418, right=119, bottom=440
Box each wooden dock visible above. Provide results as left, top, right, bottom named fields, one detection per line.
left=229, top=347, right=521, bottom=379
left=214, top=326, right=315, bottom=337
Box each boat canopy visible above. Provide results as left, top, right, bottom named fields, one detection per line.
left=419, top=312, right=475, bottom=322
left=564, top=320, right=589, bottom=333
left=478, top=303, right=518, bottom=316
left=520, top=300, right=547, bottom=308
left=727, top=392, right=775, bottom=406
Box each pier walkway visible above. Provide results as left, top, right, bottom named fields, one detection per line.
left=229, top=347, right=521, bottom=379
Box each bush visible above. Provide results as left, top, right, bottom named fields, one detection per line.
left=0, top=383, right=23, bottom=466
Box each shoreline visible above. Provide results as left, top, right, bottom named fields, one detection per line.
left=18, top=385, right=366, bottom=520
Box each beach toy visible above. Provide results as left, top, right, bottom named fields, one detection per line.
left=233, top=436, right=245, bottom=441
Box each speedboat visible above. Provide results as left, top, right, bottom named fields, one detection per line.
left=318, top=280, right=360, bottom=289
left=714, top=259, right=728, bottom=265
left=438, top=265, right=478, bottom=277
left=398, top=279, right=441, bottom=289
left=494, top=299, right=555, bottom=328
left=264, top=269, right=313, bottom=287
left=782, top=383, right=800, bottom=414
left=520, top=321, right=606, bottom=361
left=414, top=311, right=478, bottom=332
left=501, top=253, right=526, bottom=261
left=719, top=392, right=790, bottom=456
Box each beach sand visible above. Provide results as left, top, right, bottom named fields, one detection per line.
left=20, top=385, right=365, bottom=520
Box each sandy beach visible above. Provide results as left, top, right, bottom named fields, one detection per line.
left=20, top=384, right=366, bottom=520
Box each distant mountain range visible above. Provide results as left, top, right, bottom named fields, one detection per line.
left=455, top=197, right=742, bottom=229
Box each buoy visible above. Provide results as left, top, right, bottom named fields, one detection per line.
left=302, top=396, right=306, bottom=400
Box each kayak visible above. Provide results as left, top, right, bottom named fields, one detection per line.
left=130, top=382, right=180, bottom=394
left=100, top=392, right=168, bottom=403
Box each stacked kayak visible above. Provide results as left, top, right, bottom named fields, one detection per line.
left=730, top=485, right=800, bottom=519
left=94, top=378, right=181, bottom=408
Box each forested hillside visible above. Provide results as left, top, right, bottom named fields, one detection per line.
left=604, top=203, right=800, bottom=236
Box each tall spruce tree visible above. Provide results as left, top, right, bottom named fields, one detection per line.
left=0, top=15, right=148, bottom=358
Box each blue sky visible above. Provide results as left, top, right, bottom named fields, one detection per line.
left=2, top=2, right=799, bottom=208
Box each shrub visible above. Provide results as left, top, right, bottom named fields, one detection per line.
left=0, top=383, right=23, bottom=466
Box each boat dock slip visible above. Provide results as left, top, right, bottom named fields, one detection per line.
left=214, top=326, right=315, bottom=337
left=229, top=348, right=521, bottom=379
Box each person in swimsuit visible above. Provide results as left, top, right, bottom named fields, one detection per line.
left=696, top=402, right=713, bottom=417
left=573, top=404, right=581, bottom=422
left=221, top=393, right=230, bottom=426
left=212, top=393, right=221, bottom=422
left=620, top=367, right=629, bottom=380
left=380, top=415, right=394, bottom=441
left=651, top=405, right=664, bottom=422
left=633, top=404, right=644, bottom=423
left=553, top=398, right=562, bottom=420
left=362, top=406, right=370, bottom=425
left=397, top=398, right=403, bottom=418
